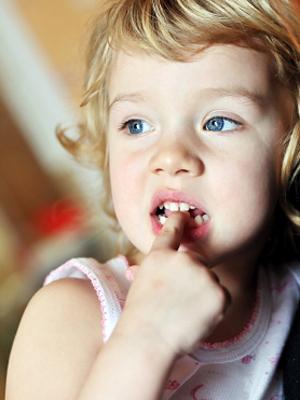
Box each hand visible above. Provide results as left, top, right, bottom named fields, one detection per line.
left=116, top=212, right=231, bottom=357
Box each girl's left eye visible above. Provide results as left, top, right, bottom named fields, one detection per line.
left=203, top=116, right=241, bottom=132
left=120, top=119, right=153, bottom=135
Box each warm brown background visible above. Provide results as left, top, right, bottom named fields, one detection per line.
left=16, top=0, right=101, bottom=104
left=0, top=1, right=104, bottom=398
left=0, top=0, right=101, bottom=244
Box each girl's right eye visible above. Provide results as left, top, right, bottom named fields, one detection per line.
left=119, top=119, right=153, bottom=135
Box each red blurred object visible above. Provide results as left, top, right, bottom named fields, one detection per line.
left=31, top=198, right=84, bottom=237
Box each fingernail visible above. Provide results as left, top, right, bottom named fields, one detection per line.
left=125, top=268, right=134, bottom=281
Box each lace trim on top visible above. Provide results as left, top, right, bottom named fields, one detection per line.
left=190, top=267, right=271, bottom=363
left=200, top=284, right=260, bottom=350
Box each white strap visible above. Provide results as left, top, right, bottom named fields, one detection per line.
left=44, top=257, right=124, bottom=342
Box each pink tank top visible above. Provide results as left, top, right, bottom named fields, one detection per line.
left=44, top=256, right=300, bottom=400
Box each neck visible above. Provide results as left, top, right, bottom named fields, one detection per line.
left=206, top=250, right=261, bottom=343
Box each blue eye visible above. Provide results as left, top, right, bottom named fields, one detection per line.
left=121, top=119, right=153, bottom=135
left=204, top=116, right=241, bottom=132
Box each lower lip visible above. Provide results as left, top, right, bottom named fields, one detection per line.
left=150, top=215, right=210, bottom=242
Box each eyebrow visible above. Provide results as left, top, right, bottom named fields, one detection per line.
left=206, top=87, right=268, bottom=108
left=109, top=87, right=267, bottom=110
left=109, top=92, right=146, bottom=110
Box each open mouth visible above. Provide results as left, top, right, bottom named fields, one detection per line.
left=153, top=201, right=209, bottom=227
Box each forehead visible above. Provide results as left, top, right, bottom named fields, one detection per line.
left=108, top=44, right=276, bottom=102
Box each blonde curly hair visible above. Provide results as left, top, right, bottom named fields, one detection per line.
left=58, top=0, right=300, bottom=263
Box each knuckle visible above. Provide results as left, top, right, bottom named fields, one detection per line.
left=206, top=285, right=227, bottom=313
left=216, top=286, right=231, bottom=312
left=196, top=265, right=212, bottom=281
left=217, top=287, right=227, bottom=305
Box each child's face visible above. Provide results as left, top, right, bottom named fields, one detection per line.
left=107, top=44, right=293, bottom=267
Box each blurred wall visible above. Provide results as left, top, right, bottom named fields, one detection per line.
left=0, top=0, right=101, bottom=172
left=16, top=0, right=100, bottom=104
left=0, top=1, right=109, bottom=398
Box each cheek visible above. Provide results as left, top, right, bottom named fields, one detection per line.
left=214, top=150, right=279, bottom=229
left=109, top=146, right=146, bottom=216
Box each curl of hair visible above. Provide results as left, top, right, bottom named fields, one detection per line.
left=57, top=0, right=300, bottom=261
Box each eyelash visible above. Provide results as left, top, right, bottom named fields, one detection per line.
left=118, top=119, right=152, bottom=135
left=119, top=120, right=136, bottom=131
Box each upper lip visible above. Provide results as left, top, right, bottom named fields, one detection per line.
left=150, top=189, right=208, bottom=215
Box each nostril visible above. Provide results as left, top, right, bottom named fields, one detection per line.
left=153, top=167, right=197, bottom=176
left=175, top=169, right=190, bottom=175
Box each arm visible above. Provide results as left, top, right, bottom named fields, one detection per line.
left=5, top=279, right=176, bottom=400
left=5, top=278, right=103, bottom=400
left=78, top=325, right=175, bottom=400
left=6, top=213, right=229, bottom=400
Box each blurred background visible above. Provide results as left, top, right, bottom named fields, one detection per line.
left=0, top=1, right=114, bottom=397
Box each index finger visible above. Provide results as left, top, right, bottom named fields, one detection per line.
left=151, top=212, right=189, bottom=251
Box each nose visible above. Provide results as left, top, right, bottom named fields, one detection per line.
left=149, top=141, right=204, bottom=177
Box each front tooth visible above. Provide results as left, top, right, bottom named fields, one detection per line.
left=202, top=214, right=209, bottom=222
left=163, top=202, right=171, bottom=210
left=165, top=202, right=179, bottom=212
left=158, top=215, right=167, bottom=225
left=194, top=215, right=204, bottom=225
left=179, top=202, right=190, bottom=212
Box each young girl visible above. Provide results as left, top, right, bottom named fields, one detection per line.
left=5, top=1, right=300, bottom=399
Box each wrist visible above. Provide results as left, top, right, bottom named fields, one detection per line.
left=79, top=319, right=178, bottom=400
left=111, top=320, right=177, bottom=368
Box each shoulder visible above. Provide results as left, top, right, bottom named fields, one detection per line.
left=6, top=278, right=103, bottom=400
left=21, top=277, right=102, bottom=342
left=34, top=276, right=102, bottom=315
